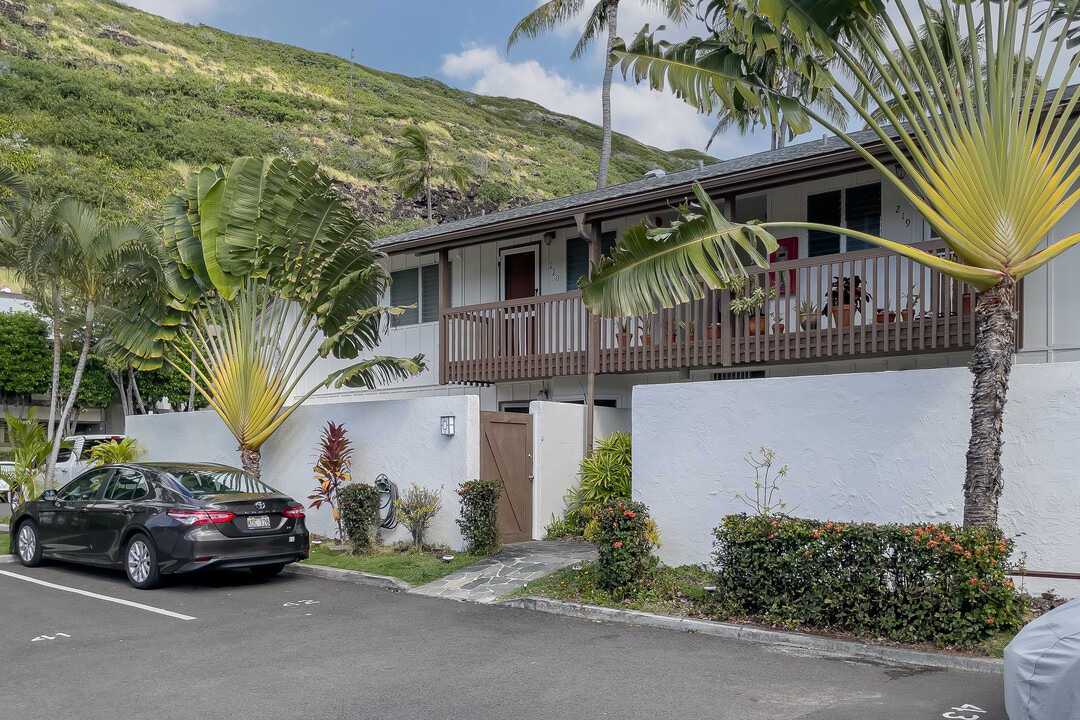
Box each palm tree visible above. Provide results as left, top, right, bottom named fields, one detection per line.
left=507, top=0, right=694, bottom=189
left=111, top=157, right=425, bottom=477
left=384, top=123, right=471, bottom=226
left=37, top=199, right=161, bottom=487
left=581, top=0, right=1080, bottom=527
left=0, top=166, right=29, bottom=212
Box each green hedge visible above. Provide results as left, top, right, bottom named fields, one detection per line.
left=712, top=516, right=1023, bottom=646
left=456, top=479, right=501, bottom=555
left=338, top=483, right=381, bottom=553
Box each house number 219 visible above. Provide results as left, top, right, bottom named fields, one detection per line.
left=895, top=204, right=912, bottom=227
left=942, top=705, right=986, bottom=720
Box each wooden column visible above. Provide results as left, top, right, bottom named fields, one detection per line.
left=585, top=219, right=602, bottom=454
left=438, top=248, right=450, bottom=386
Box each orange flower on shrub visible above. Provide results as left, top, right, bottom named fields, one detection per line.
left=614, top=541, right=623, bottom=549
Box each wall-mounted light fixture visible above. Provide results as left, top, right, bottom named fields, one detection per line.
left=894, top=164, right=906, bottom=180
left=440, top=414, right=456, bottom=437
left=542, top=231, right=557, bottom=246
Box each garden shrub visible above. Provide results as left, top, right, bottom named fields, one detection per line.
left=711, top=516, right=1024, bottom=646
left=457, top=478, right=502, bottom=555
left=594, top=499, right=659, bottom=595
left=337, top=483, right=380, bottom=553
left=549, top=431, right=632, bottom=538
left=395, top=483, right=441, bottom=549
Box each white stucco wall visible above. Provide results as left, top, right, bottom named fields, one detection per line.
left=633, top=362, right=1080, bottom=598
left=127, top=395, right=480, bottom=550
left=529, top=402, right=632, bottom=538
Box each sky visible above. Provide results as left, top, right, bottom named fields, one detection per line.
left=119, top=0, right=773, bottom=159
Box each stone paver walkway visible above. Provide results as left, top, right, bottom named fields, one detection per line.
left=409, top=540, right=596, bottom=604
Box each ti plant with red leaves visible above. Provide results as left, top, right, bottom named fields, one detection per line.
left=309, top=421, right=354, bottom=541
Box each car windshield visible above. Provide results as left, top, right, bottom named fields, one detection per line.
left=168, top=468, right=278, bottom=497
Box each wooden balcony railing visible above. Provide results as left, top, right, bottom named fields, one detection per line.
left=441, top=241, right=992, bottom=385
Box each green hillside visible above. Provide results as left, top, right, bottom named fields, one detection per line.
left=0, top=0, right=712, bottom=234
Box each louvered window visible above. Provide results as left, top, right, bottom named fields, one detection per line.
left=806, top=183, right=880, bottom=256
left=390, top=265, right=440, bottom=326
left=565, top=232, right=617, bottom=292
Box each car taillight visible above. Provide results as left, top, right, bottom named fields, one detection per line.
left=282, top=506, right=305, bottom=519
left=168, top=509, right=236, bottom=525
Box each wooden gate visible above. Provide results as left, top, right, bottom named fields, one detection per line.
left=479, top=411, right=533, bottom=543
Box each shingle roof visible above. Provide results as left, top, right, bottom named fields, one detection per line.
left=376, top=129, right=885, bottom=251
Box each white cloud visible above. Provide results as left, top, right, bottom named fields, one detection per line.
left=441, top=45, right=740, bottom=155
left=118, top=0, right=221, bottom=23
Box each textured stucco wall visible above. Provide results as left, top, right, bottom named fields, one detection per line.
left=530, top=403, right=632, bottom=539
left=127, top=395, right=480, bottom=549
left=633, top=362, right=1080, bottom=597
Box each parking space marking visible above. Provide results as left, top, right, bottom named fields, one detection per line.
left=0, top=569, right=196, bottom=620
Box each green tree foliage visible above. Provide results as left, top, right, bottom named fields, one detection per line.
left=87, top=437, right=142, bottom=467
left=110, top=157, right=424, bottom=477
left=584, top=0, right=1080, bottom=526
left=384, top=123, right=470, bottom=225
left=507, top=0, right=694, bottom=188
left=0, top=311, right=49, bottom=410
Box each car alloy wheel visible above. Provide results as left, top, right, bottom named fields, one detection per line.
left=16, top=521, right=43, bottom=567
left=124, top=534, right=161, bottom=590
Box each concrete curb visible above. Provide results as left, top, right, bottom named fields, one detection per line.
left=283, top=562, right=411, bottom=592
left=498, top=597, right=1005, bottom=675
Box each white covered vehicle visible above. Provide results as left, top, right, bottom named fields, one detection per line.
left=1004, top=596, right=1080, bottom=720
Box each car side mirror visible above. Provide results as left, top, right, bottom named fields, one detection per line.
left=41, top=489, right=57, bottom=502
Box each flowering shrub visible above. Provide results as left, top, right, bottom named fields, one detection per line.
left=337, top=483, right=380, bottom=554
left=594, top=499, right=659, bottom=594
left=712, top=516, right=1024, bottom=646
left=457, top=479, right=501, bottom=555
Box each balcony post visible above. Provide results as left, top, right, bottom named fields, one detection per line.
left=438, top=248, right=450, bottom=386
left=586, top=219, right=602, bottom=454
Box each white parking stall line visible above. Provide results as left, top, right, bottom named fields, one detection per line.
left=0, top=569, right=196, bottom=620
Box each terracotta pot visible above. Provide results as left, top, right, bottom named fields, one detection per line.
left=901, top=309, right=913, bottom=322
left=875, top=310, right=897, bottom=323
left=962, top=293, right=972, bottom=315
left=616, top=332, right=632, bottom=348
left=772, top=323, right=785, bottom=334
left=829, top=304, right=853, bottom=327
left=642, top=333, right=653, bottom=346
left=687, top=333, right=695, bottom=342
left=706, top=325, right=720, bottom=341
left=747, top=316, right=766, bottom=335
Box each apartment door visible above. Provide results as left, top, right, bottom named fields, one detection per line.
left=500, top=246, right=538, bottom=355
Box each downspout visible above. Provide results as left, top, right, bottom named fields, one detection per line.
left=585, top=219, right=602, bottom=456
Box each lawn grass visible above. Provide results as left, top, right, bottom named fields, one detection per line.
left=0, top=533, right=8, bottom=555
left=301, top=542, right=488, bottom=586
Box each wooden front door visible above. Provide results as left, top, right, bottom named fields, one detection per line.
left=479, top=411, right=533, bottom=543
left=502, top=248, right=537, bottom=300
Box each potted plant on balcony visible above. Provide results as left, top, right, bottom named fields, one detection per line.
left=678, top=320, right=696, bottom=342
left=616, top=318, right=638, bottom=348
left=875, top=307, right=897, bottom=323
left=798, top=299, right=820, bottom=330
left=731, top=285, right=773, bottom=335
left=901, top=288, right=920, bottom=321
left=824, top=276, right=869, bottom=327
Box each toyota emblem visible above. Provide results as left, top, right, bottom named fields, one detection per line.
left=255, top=501, right=266, bottom=510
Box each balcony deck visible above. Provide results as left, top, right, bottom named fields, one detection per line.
left=440, top=241, right=989, bottom=385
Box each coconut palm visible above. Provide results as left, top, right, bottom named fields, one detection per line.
left=384, top=123, right=470, bottom=226
left=507, top=0, right=694, bottom=189
left=581, top=0, right=1080, bottom=527
left=111, top=157, right=425, bottom=477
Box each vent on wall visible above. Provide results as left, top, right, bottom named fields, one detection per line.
left=711, top=370, right=767, bottom=381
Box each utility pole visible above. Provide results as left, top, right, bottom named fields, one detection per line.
left=347, top=47, right=354, bottom=134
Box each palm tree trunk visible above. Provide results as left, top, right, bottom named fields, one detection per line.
left=425, top=174, right=433, bottom=226
left=47, top=284, right=62, bottom=441
left=44, top=315, right=93, bottom=488
left=130, top=364, right=146, bottom=414
left=240, top=445, right=262, bottom=478
left=596, top=0, right=618, bottom=190
left=963, top=280, right=1016, bottom=527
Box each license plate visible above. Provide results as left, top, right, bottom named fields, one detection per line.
left=247, top=515, right=271, bottom=529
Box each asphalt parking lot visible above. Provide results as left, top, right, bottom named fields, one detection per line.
left=3, top=560, right=1007, bottom=720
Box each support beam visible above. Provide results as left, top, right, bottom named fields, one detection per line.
left=586, top=219, right=602, bottom=454
left=438, top=248, right=451, bottom=386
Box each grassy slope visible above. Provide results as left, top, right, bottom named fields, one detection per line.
left=0, top=0, right=711, bottom=230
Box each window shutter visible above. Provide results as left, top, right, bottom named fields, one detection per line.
left=421, top=265, right=440, bottom=323
left=390, top=269, right=419, bottom=326
left=565, top=237, right=589, bottom=292
left=807, top=190, right=841, bottom=257
left=845, top=183, right=881, bottom=252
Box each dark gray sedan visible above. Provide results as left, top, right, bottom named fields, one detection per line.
left=9, top=462, right=309, bottom=589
